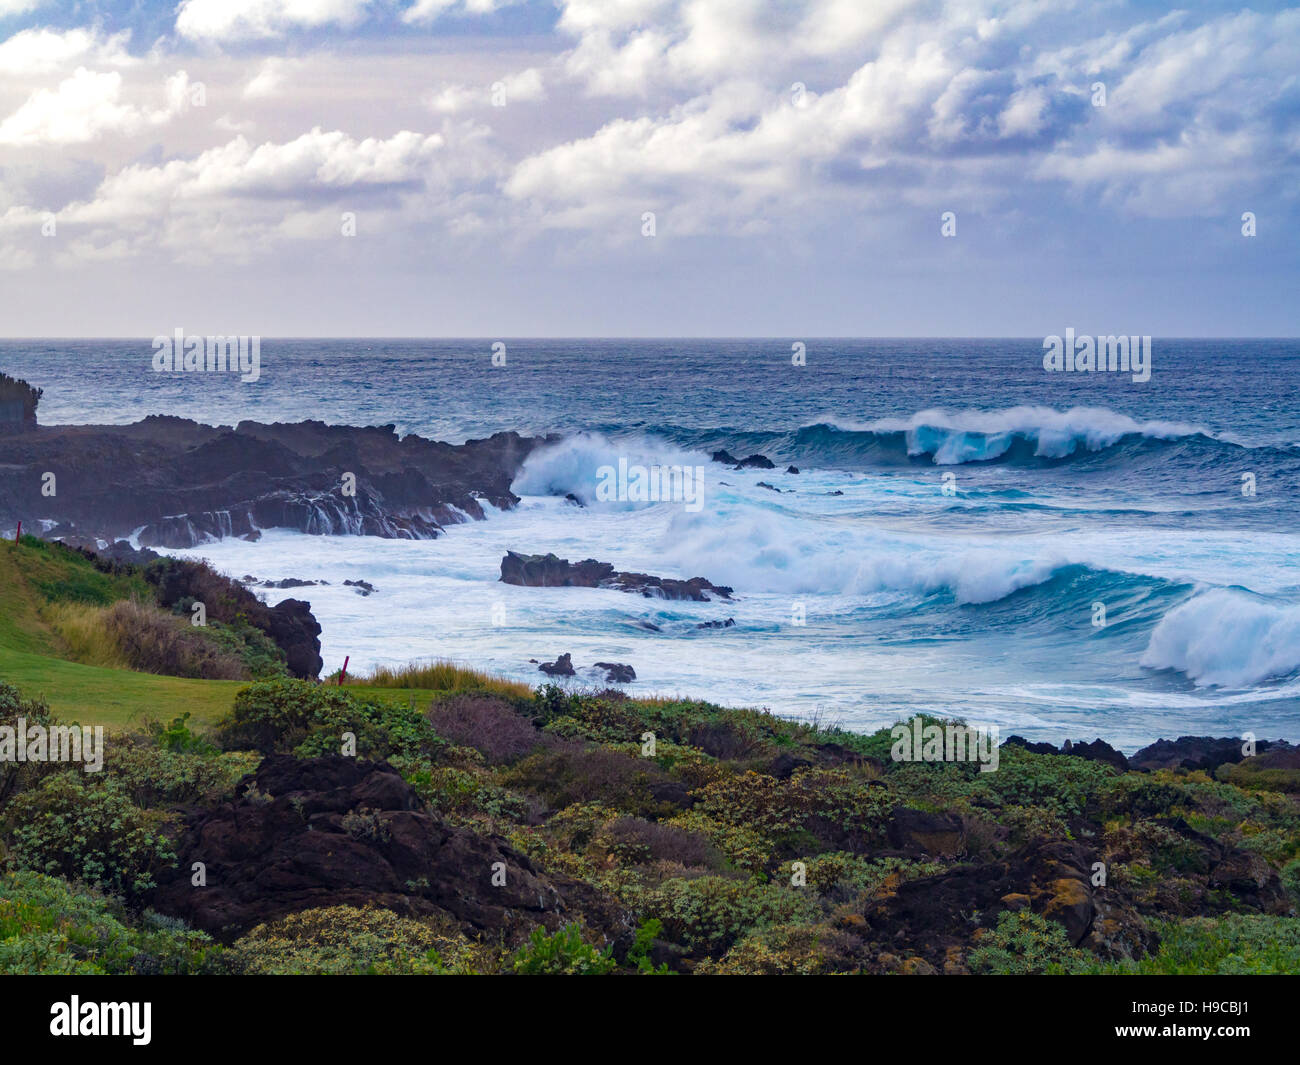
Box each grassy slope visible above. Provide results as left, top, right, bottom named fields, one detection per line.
left=0, top=538, right=446, bottom=730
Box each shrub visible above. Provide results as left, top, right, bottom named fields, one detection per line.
left=0, top=684, right=60, bottom=808
left=647, top=876, right=821, bottom=955
left=230, top=905, right=491, bottom=974
left=103, top=739, right=259, bottom=807
left=967, top=910, right=1086, bottom=975
left=4, top=774, right=176, bottom=897
left=427, top=693, right=547, bottom=764
left=1077, top=915, right=1300, bottom=975
left=510, top=923, right=617, bottom=975
left=216, top=679, right=443, bottom=760
left=0, top=870, right=225, bottom=975
left=506, top=744, right=684, bottom=817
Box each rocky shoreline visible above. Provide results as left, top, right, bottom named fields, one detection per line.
left=0, top=377, right=547, bottom=548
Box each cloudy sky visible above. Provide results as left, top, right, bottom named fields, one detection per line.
left=0, top=0, right=1296, bottom=336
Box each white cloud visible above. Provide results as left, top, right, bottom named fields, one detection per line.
left=403, top=0, right=526, bottom=25
left=243, top=57, right=302, bottom=99
left=0, top=27, right=135, bottom=76
left=175, top=0, right=374, bottom=42
left=0, top=67, right=193, bottom=146
left=429, top=66, right=544, bottom=113
left=0, top=0, right=45, bottom=16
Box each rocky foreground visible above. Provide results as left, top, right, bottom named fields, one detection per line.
left=0, top=374, right=546, bottom=548
left=4, top=667, right=1297, bottom=975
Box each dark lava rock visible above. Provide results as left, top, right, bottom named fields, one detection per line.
left=710, top=449, right=739, bottom=465
left=263, top=599, right=324, bottom=680
left=149, top=756, right=628, bottom=943
left=1003, top=735, right=1128, bottom=771
left=100, top=539, right=160, bottom=566
left=1065, top=738, right=1129, bottom=771
left=756, top=482, right=781, bottom=492
left=262, top=577, right=321, bottom=589
left=734, top=454, right=775, bottom=470
left=827, top=490, right=844, bottom=496
left=887, top=808, right=966, bottom=857
left=594, top=661, right=636, bottom=683
left=860, top=839, right=1155, bottom=966
left=786, top=465, right=799, bottom=474
left=539, top=652, right=575, bottom=677
left=564, top=492, right=585, bottom=507
left=500, top=551, right=733, bottom=602
left=1129, top=736, right=1276, bottom=774
left=696, top=618, right=735, bottom=629
left=768, top=751, right=815, bottom=779
left=344, top=579, right=376, bottom=596
left=0, top=377, right=546, bottom=548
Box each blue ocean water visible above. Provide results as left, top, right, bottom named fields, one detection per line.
left=4, top=338, right=1298, bottom=749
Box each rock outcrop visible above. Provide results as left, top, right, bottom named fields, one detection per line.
left=0, top=391, right=547, bottom=548
left=149, top=755, right=629, bottom=944
left=500, top=551, right=733, bottom=601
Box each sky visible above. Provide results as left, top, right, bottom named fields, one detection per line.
left=0, top=0, right=1296, bottom=336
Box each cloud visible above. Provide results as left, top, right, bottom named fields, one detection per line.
left=36, top=127, right=452, bottom=262
left=242, top=56, right=302, bottom=99
left=0, top=0, right=44, bottom=16
left=0, top=68, right=194, bottom=146
left=429, top=66, right=544, bottom=113
left=0, top=27, right=135, bottom=76
left=403, top=0, right=526, bottom=25
left=175, top=0, right=375, bottom=42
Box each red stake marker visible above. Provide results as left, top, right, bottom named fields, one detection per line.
left=339, top=655, right=349, bottom=686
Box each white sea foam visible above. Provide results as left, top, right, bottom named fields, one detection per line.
left=819, top=405, right=1204, bottom=463
left=1141, top=589, right=1300, bottom=687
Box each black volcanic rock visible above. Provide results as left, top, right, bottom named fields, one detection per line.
left=500, top=551, right=733, bottom=602
left=539, top=653, right=575, bottom=677
left=149, top=756, right=627, bottom=943
left=0, top=385, right=547, bottom=548
left=1129, top=736, right=1276, bottom=774
left=594, top=661, right=636, bottom=683
left=734, top=454, right=775, bottom=470
left=1003, top=735, right=1129, bottom=771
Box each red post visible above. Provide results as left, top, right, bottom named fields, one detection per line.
left=14, top=521, right=20, bottom=542
left=338, top=655, right=349, bottom=686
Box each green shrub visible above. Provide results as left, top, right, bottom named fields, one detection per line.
left=646, top=876, right=821, bottom=955
left=1077, top=915, right=1300, bottom=975
left=4, top=773, right=176, bottom=896
left=216, top=679, right=443, bottom=760
left=510, top=923, right=617, bottom=975
left=230, top=905, right=489, bottom=974
left=0, top=684, right=60, bottom=808
left=968, top=909, right=1086, bottom=974
left=0, top=870, right=223, bottom=974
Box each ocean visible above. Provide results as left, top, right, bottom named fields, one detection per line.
left=5, top=337, right=1299, bottom=750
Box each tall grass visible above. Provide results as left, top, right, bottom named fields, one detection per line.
left=40, top=602, right=129, bottom=669
left=340, top=659, right=533, bottom=699
left=40, top=599, right=246, bottom=680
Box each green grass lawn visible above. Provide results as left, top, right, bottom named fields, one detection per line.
left=0, top=538, right=481, bottom=731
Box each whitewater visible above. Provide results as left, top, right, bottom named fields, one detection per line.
left=7, top=337, right=1298, bottom=751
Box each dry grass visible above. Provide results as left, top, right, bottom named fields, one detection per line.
left=40, top=602, right=130, bottom=669
left=40, top=598, right=246, bottom=680
left=342, top=658, right=533, bottom=699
